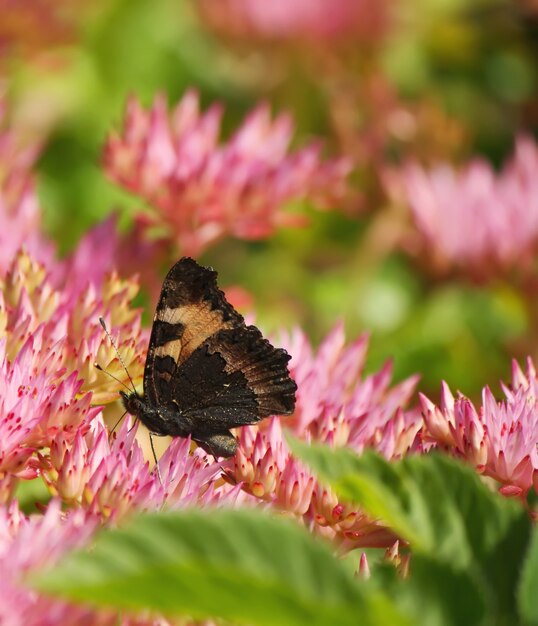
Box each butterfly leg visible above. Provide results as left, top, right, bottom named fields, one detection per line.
left=149, top=432, right=163, bottom=486
left=108, top=410, right=128, bottom=440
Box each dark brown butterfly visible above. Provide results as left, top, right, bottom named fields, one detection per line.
left=121, top=257, right=297, bottom=457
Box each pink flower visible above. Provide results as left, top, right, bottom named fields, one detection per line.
left=0, top=500, right=104, bottom=625
left=104, top=91, right=351, bottom=256
left=234, top=418, right=397, bottom=551
left=385, top=136, right=538, bottom=278
left=196, top=0, right=391, bottom=44
left=421, top=359, right=538, bottom=497
left=358, top=552, right=370, bottom=578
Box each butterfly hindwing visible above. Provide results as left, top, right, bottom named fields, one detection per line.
left=158, top=325, right=296, bottom=436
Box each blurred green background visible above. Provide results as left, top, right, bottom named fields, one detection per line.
left=4, top=0, right=538, bottom=398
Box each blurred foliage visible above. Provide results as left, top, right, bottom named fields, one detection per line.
left=3, top=0, right=538, bottom=399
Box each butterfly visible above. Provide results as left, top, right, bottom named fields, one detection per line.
left=120, top=257, right=297, bottom=457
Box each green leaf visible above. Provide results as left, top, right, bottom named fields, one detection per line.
left=290, top=439, right=530, bottom=624
left=400, top=556, right=487, bottom=626
left=370, top=558, right=487, bottom=626
left=14, top=476, right=51, bottom=514
left=32, top=508, right=410, bottom=626
left=518, top=528, right=538, bottom=624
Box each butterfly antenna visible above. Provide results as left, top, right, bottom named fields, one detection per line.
left=94, top=363, right=132, bottom=393
left=98, top=316, right=137, bottom=393
left=149, top=432, right=163, bottom=486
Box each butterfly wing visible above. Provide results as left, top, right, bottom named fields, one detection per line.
left=144, top=258, right=296, bottom=436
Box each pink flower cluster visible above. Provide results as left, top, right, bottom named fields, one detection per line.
left=421, top=357, right=538, bottom=498
left=231, top=324, right=421, bottom=551
left=0, top=501, right=102, bottom=626
left=104, top=91, right=351, bottom=256
left=0, top=333, right=98, bottom=482
left=386, top=136, right=538, bottom=278
left=41, top=418, right=237, bottom=519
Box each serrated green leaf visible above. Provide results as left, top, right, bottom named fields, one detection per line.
left=290, top=439, right=530, bottom=624
left=32, top=508, right=410, bottom=626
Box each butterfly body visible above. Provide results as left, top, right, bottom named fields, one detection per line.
left=121, top=257, right=296, bottom=458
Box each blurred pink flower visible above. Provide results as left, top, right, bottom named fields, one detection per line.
left=0, top=100, right=55, bottom=274
left=358, top=552, right=370, bottom=578
left=104, top=91, right=351, bottom=256
left=0, top=500, right=103, bottom=625
left=385, top=136, right=538, bottom=278
left=421, top=357, right=538, bottom=497
left=197, top=0, right=391, bottom=44
left=0, top=500, right=174, bottom=625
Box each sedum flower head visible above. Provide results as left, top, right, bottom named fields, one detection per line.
left=0, top=331, right=99, bottom=490
left=104, top=91, right=351, bottom=256
left=421, top=358, right=538, bottom=497
left=42, top=418, right=229, bottom=520
left=281, top=323, right=421, bottom=454
left=0, top=499, right=175, bottom=625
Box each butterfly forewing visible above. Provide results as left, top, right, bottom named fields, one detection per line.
left=143, top=257, right=243, bottom=406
